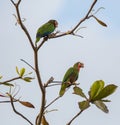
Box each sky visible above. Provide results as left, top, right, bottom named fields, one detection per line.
left=0, top=0, right=120, bottom=125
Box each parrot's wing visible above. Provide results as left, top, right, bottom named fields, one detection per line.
left=36, top=22, right=55, bottom=38
left=59, top=67, right=74, bottom=97
left=59, top=83, right=68, bottom=96
left=62, top=67, right=74, bottom=83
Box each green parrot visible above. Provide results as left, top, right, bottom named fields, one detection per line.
left=59, top=62, right=84, bottom=97
left=35, top=19, right=58, bottom=43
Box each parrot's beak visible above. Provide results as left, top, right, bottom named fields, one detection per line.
left=80, top=62, right=84, bottom=68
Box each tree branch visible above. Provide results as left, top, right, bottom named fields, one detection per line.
left=45, top=96, right=60, bottom=109
left=44, top=77, right=54, bottom=87
left=67, top=110, right=83, bottom=125
left=0, top=76, right=21, bottom=85
left=10, top=0, right=35, bottom=50
left=9, top=94, right=33, bottom=125
left=9, top=1, right=99, bottom=125
left=37, top=37, right=48, bottom=50
left=34, top=48, right=45, bottom=125
left=0, top=100, right=17, bottom=103
left=20, top=59, right=35, bottom=71
left=49, top=0, right=98, bottom=39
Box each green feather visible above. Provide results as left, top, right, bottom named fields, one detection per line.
left=59, top=64, right=79, bottom=97
left=35, top=20, right=58, bottom=43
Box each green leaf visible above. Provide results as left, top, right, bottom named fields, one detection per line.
left=19, top=68, right=25, bottom=77
left=94, top=100, right=109, bottom=113
left=73, top=86, right=87, bottom=99
left=78, top=100, right=90, bottom=111
left=1, top=82, right=14, bottom=87
left=101, top=99, right=111, bottom=102
left=0, top=76, right=2, bottom=79
left=19, top=101, right=35, bottom=108
left=93, top=16, right=107, bottom=27
left=89, top=80, right=104, bottom=101
left=23, top=77, right=34, bottom=82
left=93, top=84, right=117, bottom=101
left=16, top=66, right=19, bottom=75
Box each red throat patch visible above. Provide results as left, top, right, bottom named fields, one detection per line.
left=78, top=62, right=84, bottom=70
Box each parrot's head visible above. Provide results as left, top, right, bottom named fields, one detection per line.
left=48, top=19, right=58, bottom=28
left=74, top=62, right=84, bottom=71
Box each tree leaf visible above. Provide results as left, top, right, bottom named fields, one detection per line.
left=78, top=100, right=90, bottom=111
left=93, top=84, right=117, bottom=101
left=0, top=76, right=2, bottom=79
left=16, top=66, right=19, bottom=75
left=42, top=115, right=49, bottom=125
left=19, top=101, right=35, bottom=108
left=23, top=77, right=34, bottom=82
left=93, top=16, right=107, bottom=27
left=101, top=99, right=111, bottom=102
left=19, top=68, right=25, bottom=77
left=73, top=86, right=87, bottom=99
left=94, top=100, right=109, bottom=113
left=89, top=80, right=104, bottom=101
left=1, top=82, right=14, bottom=87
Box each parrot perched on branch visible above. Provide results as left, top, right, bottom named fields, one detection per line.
left=59, top=62, right=84, bottom=97
left=35, top=19, right=58, bottom=43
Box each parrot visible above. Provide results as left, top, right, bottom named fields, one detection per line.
left=59, top=62, right=84, bottom=97
left=35, top=19, right=58, bottom=43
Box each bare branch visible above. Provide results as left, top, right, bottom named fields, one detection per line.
left=10, top=0, right=16, bottom=6
left=0, top=100, right=17, bottom=103
left=20, top=59, right=35, bottom=71
left=37, top=37, right=48, bottom=50
left=9, top=94, right=34, bottom=125
left=34, top=48, right=45, bottom=125
left=67, top=110, right=83, bottom=125
left=45, top=96, right=60, bottom=109
left=46, top=83, right=61, bottom=87
left=71, top=0, right=97, bottom=32
left=49, top=0, right=98, bottom=39
left=44, top=77, right=54, bottom=87
left=10, top=0, right=35, bottom=50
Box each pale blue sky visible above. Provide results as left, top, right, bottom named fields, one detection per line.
left=0, top=0, right=120, bottom=125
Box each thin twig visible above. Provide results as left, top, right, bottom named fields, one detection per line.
left=45, top=96, right=60, bottom=109
left=46, top=83, right=61, bottom=87
left=67, top=110, right=83, bottom=125
left=9, top=94, right=34, bottom=125
left=44, top=77, right=54, bottom=87
left=0, top=100, right=17, bottom=103
left=10, top=0, right=35, bottom=50
left=37, top=38, right=48, bottom=50
left=92, top=7, right=105, bottom=15
left=49, top=0, right=98, bottom=39
left=0, top=76, right=21, bottom=85
left=71, top=0, right=97, bottom=32
left=20, top=59, right=35, bottom=71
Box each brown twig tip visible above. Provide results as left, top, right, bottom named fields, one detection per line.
left=44, top=77, right=54, bottom=87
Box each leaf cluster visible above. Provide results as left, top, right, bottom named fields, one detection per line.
left=73, top=80, right=117, bottom=113
left=16, top=66, right=34, bottom=82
